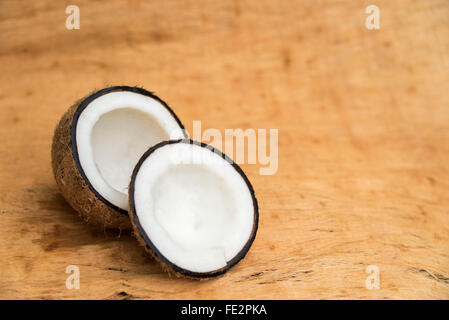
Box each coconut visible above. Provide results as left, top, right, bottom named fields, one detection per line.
left=128, top=139, right=258, bottom=278
left=51, top=86, right=186, bottom=229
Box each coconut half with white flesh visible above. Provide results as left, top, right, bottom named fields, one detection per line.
left=51, top=86, right=186, bottom=229
left=129, top=139, right=258, bottom=278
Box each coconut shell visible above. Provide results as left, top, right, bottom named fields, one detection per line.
left=128, top=139, right=259, bottom=279
left=51, top=93, right=132, bottom=230
left=52, top=86, right=186, bottom=230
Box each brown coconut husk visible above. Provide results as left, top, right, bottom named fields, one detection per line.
left=51, top=93, right=131, bottom=230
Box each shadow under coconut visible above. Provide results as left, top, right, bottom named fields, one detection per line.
left=27, top=183, right=118, bottom=242
left=30, top=183, right=169, bottom=275
left=30, top=184, right=213, bottom=280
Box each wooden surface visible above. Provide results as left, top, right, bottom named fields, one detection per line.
left=1, top=0, right=449, bottom=299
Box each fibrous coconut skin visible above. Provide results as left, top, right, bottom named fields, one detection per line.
left=128, top=139, right=259, bottom=279
left=51, top=86, right=186, bottom=230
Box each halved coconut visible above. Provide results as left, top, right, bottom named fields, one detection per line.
left=129, top=139, right=258, bottom=278
left=52, top=86, right=186, bottom=229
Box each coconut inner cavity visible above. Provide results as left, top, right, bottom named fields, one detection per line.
left=152, top=164, right=235, bottom=249
left=92, top=108, right=168, bottom=195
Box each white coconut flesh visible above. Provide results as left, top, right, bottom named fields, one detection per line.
left=131, top=142, right=256, bottom=274
left=76, top=91, right=185, bottom=211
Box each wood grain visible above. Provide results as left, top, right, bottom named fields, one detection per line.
left=0, top=0, right=448, bottom=299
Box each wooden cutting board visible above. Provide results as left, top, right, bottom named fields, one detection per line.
left=1, top=0, right=448, bottom=299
